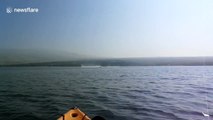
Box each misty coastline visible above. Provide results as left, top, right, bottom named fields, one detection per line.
left=1, top=57, right=213, bottom=67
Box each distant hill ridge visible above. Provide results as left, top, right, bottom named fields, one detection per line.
left=1, top=56, right=213, bottom=66
left=0, top=49, right=90, bottom=65
left=1, top=49, right=213, bottom=66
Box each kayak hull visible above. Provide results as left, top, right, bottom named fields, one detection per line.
left=58, top=107, right=90, bottom=120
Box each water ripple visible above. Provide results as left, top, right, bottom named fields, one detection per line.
left=0, top=66, right=213, bottom=120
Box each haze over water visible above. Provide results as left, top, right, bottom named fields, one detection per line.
left=1, top=0, right=213, bottom=58
left=1, top=0, right=213, bottom=120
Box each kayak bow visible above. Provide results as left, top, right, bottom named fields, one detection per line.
left=58, top=107, right=90, bottom=120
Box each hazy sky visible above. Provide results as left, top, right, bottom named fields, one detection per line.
left=1, top=0, right=213, bottom=58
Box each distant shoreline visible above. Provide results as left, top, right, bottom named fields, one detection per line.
left=1, top=57, right=213, bottom=67
left=0, top=65, right=213, bottom=68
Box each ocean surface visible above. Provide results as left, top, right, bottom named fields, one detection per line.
left=0, top=66, right=213, bottom=120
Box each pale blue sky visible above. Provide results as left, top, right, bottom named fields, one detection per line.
left=1, top=0, right=213, bottom=57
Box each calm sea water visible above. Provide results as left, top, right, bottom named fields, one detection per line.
left=0, top=66, right=213, bottom=120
